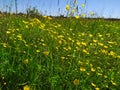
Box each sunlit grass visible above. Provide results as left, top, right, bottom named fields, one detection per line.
left=0, top=15, right=120, bottom=90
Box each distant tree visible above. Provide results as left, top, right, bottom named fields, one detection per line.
left=26, top=7, right=41, bottom=17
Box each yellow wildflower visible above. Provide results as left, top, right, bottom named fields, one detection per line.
left=89, top=34, right=93, bottom=37
left=104, top=75, right=108, bottom=79
left=73, top=79, right=79, bottom=85
left=81, top=4, right=85, bottom=8
left=117, top=55, right=120, bottom=59
left=83, top=49, right=89, bottom=54
left=6, top=31, right=11, bottom=34
left=91, top=67, right=96, bottom=72
left=76, top=41, right=81, bottom=46
left=71, top=9, right=75, bottom=13
left=108, top=51, right=116, bottom=56
left=93, top=39, right=97, bottom=43
left=111, top=80, right=117, bottom=86
left=48, top=16, right=52, bottom=20
left=24, top=59, right=29, bottom=64
left=36, top=50, right=40, bottom=53
left=3, top=43, right=7, bottom=48
left=23, top=85, right=30, bottom=90
left=90, top=12, right=94, bottom=16
left=3, top=82, right=6, bottom=85
left=43, top=16, right=47, bottom=18
left=98, top=42, right=103, bottom=46
left=75, top=15, right=79, bottom=19
left=86, top=73, right=90, bottom=75
left=43, top=51, right=49, bottom=55
left=101, top=49, right=107, bottom=54
left=81, top=13, right=85, bottom=17
left=104, top=45, right=108, bottom=48
left=95, top=87, right=100, bottom=90
left=91, top=83, right=96, bottom=87
left=80, top=67, right=86, bottom=72
left=81, top=42, right=87, bottom=46
left=66, top=5, right=70, bottom=10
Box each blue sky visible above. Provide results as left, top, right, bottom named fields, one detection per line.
left=0, top=0, right=120, bottom=18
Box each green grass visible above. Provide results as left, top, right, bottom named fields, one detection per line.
left=0, top=15, right=120, bottom=90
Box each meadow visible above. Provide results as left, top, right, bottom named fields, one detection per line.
left=0, top=15, right=120, bottom=90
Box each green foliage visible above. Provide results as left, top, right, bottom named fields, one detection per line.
left=0, top=16, right=120, bottom=90
left=26, top=7, right=41, bottom=17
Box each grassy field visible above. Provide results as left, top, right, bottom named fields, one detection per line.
left=0, top=15, right=120, bottom=90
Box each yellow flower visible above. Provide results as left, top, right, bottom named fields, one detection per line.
left=93, top=39, right=97, bottom=43
left=89, top=34, right=93, bottom=37
left=48, top=16, right=52, bottom=20
left=83, top=49, right=89, bottom=54
left=98, top=42, right=103, bottom=46
left=2, top=43, right=7, bottom=48
left=75, top=15, right=79, bottom=19
left=81, top=42, right=87, bottom=46
left=73, top=79, right=79, bottom=85
left=6, top=31, right=11, bottom=34
left=97, top=73, right=102, bottom=76
left=95, top=87, right=100, bottom=90
left=117, top=55, right=120, bottom=59
left=76, top=41, right=81, bottom=46
left=111, top=80, right=117, bottom=86
left=81, top=13, right=85, bottom=17
left=80, top=67, right=86, bottom=72
left=17, top=34, right=22, bottom=40
left=90, top=12, right=94, bottom=16
left=43, top=51, right=49, bottom=55
left=26, top=25, right=29, bottom=29
left=81, top=4, right=85, bottom=8
left=23, top=85, right=30, bottom=90
left=106, top=85, right=108, bottom=88
left=91, top=83, right=96, bottom=87
left=86, top=73, right=90, bottom=75
left=71, top=9, right=75, bottom=13
left=91, top=67, right=96, bottom=72
left=3, top=82, right=6, bottom=85
left=58, top=40, right=62, bottom=44
left=66, top=5, right=70, bottom=10
left=43, top=16, right=47, bottom=18
left=108, top=51, right=116, bottom=56
left=61, top=57, right=65, bottom=60
left=104, top=45, right=108, bottom=48
left=101, top=49, right=107, bottom=54
left=24, top=59, right=29, bottom=64
left=104, top=75, right=108, bottom=78
left=36, top=50, right=40, bottom=53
